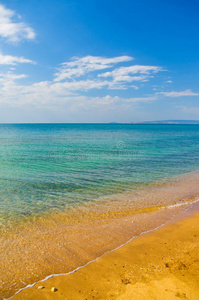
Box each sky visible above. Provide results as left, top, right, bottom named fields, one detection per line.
left=0, top=0, right=198, bottom=123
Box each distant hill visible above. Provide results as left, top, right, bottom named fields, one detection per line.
left=109, top=120, right=199, bottom=124
left=138, top=120, right=199, bottom=124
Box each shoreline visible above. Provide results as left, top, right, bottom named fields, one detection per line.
left=12, top=201, right=199, bottom=300
left=1, top=172, right=199, bottom=299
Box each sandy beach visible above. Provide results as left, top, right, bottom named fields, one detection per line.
left=13, top=204, right=199, bottom=300
left=2, top=172, right=199, bottom=300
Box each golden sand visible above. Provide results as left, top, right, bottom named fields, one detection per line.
left=13, top=207, right=199, bottom=300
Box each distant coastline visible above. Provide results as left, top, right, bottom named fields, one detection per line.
left=131, top=120, right=199, bottom=124
left=0, top=120, right=199, bottom=125
left=110, top=120, right=199, bottom=125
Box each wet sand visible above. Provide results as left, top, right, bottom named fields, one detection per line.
left=1, top=172, right=199, bottom=299
left=13, top=206, right=199, bottom=300
left=0, top=173, right=199, bottom=299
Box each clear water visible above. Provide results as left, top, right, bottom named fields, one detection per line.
left=0, top=123, right=199, bottom=227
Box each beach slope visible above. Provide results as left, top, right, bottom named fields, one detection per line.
left=13, top=212, right=199, bottom=300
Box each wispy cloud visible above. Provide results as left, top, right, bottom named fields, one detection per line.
left=88, top=95, right=157, bottom=106
left=0, top=4, right=35, bottom=42
left=0, top=55, right=162, bottom=108
left=53, top=55, right=163, bottom=91
left=159, top=89, right=199, bottom=97
left=0, top=73, right=27, bottom=81
left=0, top=53, right=35, bottom=65
left=124, top=96, right=158, bottom=103
left=98, top=65, right=163, bottom=82
left=54, top=55, right=133, bottom=82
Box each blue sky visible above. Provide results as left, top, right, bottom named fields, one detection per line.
left=0, top=0, right=198, bottom=123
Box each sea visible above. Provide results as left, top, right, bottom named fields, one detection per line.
left=1, top=124, right=199, bottom=299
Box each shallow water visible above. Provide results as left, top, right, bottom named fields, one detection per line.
left=0, top=124, right=199, bottom=298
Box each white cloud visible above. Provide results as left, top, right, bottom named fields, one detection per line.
left=124, top=96, right=158, bottom=103
left=0, top=55, right=162, bottom=109
left=54, top=55, right=133, bottom=82
left=0, top=4, right=35, bottom=42
left=0, top=70, right=158, bottom=108
left=0, top=73, right=28, bottom=95
left=131, top=85, right=139, bottom=90
left=89, top=95, right=157, bottom=105
left=52, top=56, right=162, bottom=91
left=99, top=65, right=162, bottom=82
left=159, top=89, right=199, bottom=97
left=59, top=79, right=111, bottom=90
left=0, top=73, right=27, bottom=80
left=0, top=53, right=35, bottom=65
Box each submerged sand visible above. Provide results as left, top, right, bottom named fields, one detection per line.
left=13, top=207, right=199, bottom=300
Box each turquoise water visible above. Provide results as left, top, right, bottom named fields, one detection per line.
left=0, top=124, right=199, bottom=227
